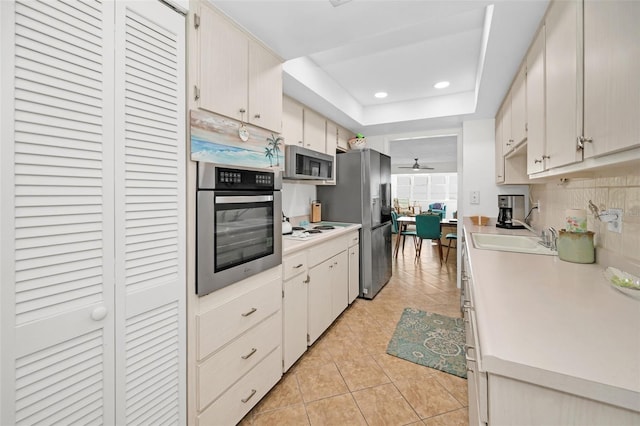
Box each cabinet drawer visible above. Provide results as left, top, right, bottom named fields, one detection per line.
left=308, top=236, right=347, bottom=267
left=197, top=277, right=281, bottom=360
left=347, top=231, right=359, bottom=247
left=197, top=311, right=282, bottom=410
left=283, top=252, right=307, bottom=281
left=197, top=347, right=282, bottom=426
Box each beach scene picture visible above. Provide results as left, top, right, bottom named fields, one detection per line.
left=190, top=109, right=283, bottom=169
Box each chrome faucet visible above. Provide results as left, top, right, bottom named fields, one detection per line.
left=545, top=227, right=558, bottom=251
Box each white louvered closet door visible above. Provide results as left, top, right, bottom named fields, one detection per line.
left=113, top=2, right=185, bottom=425
left=2, top=1, right=116, bottom=425
left=1, top=1, right=185, bottom=425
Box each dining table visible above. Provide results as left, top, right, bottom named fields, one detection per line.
left=394, top=216, right=458, bottom=258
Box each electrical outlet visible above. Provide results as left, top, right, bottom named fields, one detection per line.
left=606, top=208, right=623, bottom=233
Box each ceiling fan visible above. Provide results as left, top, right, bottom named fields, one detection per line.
left=398, top=158, right=434, bottom=171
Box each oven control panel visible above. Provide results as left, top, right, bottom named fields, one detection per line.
left=197, top=162, right=282, bottom=191
left=216, top=167, right=273, bottom=189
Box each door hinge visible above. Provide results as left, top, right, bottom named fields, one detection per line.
left=194, top=85, right=200, bottom=101
left=306, top=334, right=310, bottom=343
left=577, top=135, right=592, bottom=151
left=194, top=13, right=200, bottom=29
left=282, top=290, right=285, bottom=298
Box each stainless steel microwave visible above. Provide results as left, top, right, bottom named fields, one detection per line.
left=284, top=145, right=333, bottom=180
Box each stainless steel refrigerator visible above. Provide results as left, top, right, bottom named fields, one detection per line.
left=317, top=149, right=392, bottom=299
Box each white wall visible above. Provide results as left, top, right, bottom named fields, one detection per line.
left=461, top=119, right=529, bottom=219
left=282, top=182, right=316, bottom=218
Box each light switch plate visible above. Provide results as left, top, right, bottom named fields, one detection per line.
left=470, top=191, right=480, bottom=205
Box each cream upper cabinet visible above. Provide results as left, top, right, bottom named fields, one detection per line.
left=501, top=92, right=513, bottom=154
left=527, top=26, right=546, bottom=174
left=326, top=121, right=338, bottom=154
left=303, top=108, right=327, bottom=153
left=510, top=64, right=527, bottom=148
left=325, top=121, right=338, bottom=184
left=196, top=3, right=282, bottom=133
left=337, top=125, right=352, bottom=152
left=583, top=0, right=640, bottom=158
left=282, top=96, right=304, bottom=146
left=544, top=0, right=583, bottom=169
left=248, top=40, right=283, bottom=133
left=495, top=106, right=505, bottom=183
left=198, top=5, right=248, bottom=123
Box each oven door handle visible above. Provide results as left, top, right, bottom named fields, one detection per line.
left=216, top=195, right=273, bottom=204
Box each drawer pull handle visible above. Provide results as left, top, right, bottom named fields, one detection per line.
left=467, top=366, right=475, bottom=373
left=241, top=389, right=257, bottom=403
left=241, top=348, right=257, bottom=360
left=241, top=308, right=257, bottom=317
left=465, top=352, right=477, bottom=363
left=293, top=263, right=304, bottom=269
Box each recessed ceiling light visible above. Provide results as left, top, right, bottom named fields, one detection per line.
left=374, top=92, right=388, bottom=99
left=434, top=81, right=450, bottom=89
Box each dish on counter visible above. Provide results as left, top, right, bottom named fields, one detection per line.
left=604, top=267, right=640, bottom=300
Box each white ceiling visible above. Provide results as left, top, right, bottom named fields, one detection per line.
left=211, top=0, right=549, bottom=168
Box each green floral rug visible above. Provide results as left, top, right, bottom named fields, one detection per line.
left=386, top=308, right=467, bottom=379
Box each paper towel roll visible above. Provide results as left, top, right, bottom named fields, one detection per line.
left=565, top=209, right=587, bottom=232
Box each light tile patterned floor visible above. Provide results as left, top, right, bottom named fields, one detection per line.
left=240, top=236, right=467, bottom=426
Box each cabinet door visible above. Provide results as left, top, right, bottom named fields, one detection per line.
left=501, top=92, right=513, bottom=154
left=283, top=274, right=308, bottom=371
left=1, top=2, right=116, bottom=423
left=583, top=1, right=640, bottom=158
left=282, top=96, right=304, bottom=146
left=495, top=108, right=505, bottom=183
left=198, top=4, right=248, bottom=122
left=527, top=27, right=546, bottom=174
left=248, top=40, right=282, bottom=133
left=307, top=259, right=332, bottom=345
left=511, top=65, right=527, bottom=146
left=330, top=251, right=348, bottom=322
left=324, top=121, right=338, bottom=184
left=303, top=108, right=327, bottom=153
left=337, top=125, right=351, bottom=151
left=348, top=244, right=360, bottom=303
left=545, top=0, right=582, bottom=169
left=114, top=2, right=186, bottom=424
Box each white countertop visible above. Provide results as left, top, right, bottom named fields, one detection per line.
left=463, top=217, right=640, bottom=412
left=282, top=222, right=362, bottom=256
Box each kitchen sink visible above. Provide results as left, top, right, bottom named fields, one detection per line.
left=471, top=233, right=557, bottom=255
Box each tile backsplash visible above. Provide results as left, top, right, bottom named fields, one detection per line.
left=529, top=166, right=640, bottom=263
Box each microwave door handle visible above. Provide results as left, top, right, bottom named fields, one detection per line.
left=216, top=195, right=274, bottom=204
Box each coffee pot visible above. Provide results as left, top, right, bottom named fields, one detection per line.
left=496, top=195, right=525, bottom=229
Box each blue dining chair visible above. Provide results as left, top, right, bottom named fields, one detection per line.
left=391, top=210, right=416, bottom=257
left=445, top=233, right=457, bottom=262
left=415, top=213, right=443, bottom=263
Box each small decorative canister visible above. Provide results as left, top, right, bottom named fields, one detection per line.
left=557, top=229, right=595, bottom=263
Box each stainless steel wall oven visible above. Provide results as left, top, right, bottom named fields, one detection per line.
left=197, top=163, right=282, bottom=296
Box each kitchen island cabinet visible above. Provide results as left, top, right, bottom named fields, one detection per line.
left=462, top=218, right=640, bottom=425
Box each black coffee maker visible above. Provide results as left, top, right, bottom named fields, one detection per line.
left=496, top=195, right=525, bottom=229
